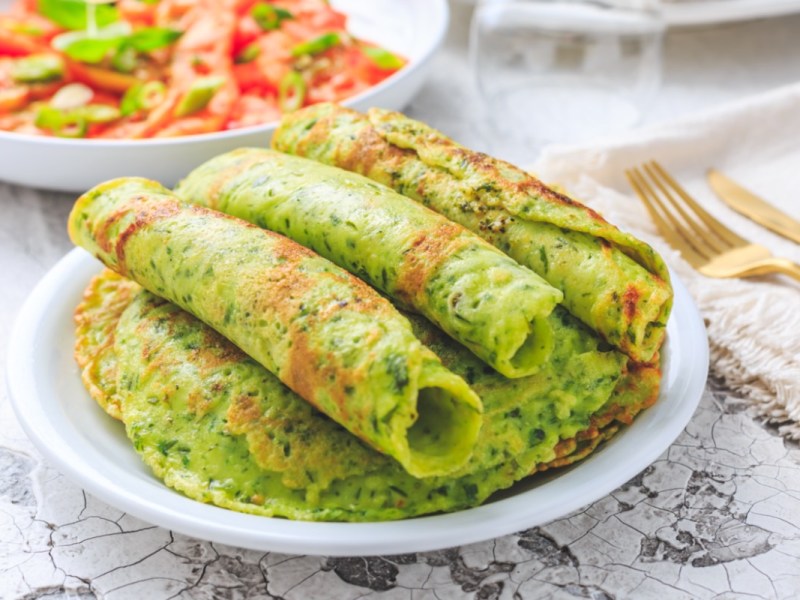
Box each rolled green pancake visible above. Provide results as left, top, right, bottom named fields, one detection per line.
left=175, top=148, right=563, bottom=378
left=67, top=178, right=482, bottom=479
left=76, top=270, right=650, bottom=521
left=272, top=104, right=674, bottom=363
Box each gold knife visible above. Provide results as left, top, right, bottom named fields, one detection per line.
left=707, top=169, right=800, bottom=244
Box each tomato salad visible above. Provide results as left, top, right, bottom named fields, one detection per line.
left=0, top=0, right=405, bottom=138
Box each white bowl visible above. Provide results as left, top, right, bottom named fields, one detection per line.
left=0, top=0, right=449, bottom=192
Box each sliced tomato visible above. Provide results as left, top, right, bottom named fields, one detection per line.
left=0, top=27, right=43, bottom=56
left=233, top=30, right=293, bottom=94
left=343, top=46, right=401, bottom=86
left=116, top=0, right=158, bottom=28
left=225, top=93, right=281, bottom=129
left=67, top=60, right=139, bottom=94
left=0, top=85, right=28, bottom=113
left=233, top=14, right=262, bottom=56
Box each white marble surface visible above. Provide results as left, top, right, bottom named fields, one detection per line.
left=3, top=5, right=800, bottom=599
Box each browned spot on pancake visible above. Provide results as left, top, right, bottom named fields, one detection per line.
left=73, top=270, right=137, bottom=356
left=228, top=394, right=264, bottom=430
left=254, top=248, right=387, bottom=434
left=105, top=195, right=182, bottom=275
left=551, top=437, right=577, bottom=460
left=446, top=145, right=609, bottom=221
left=394, top=222, right=467, bottom=306
left=93, top=209, right=125, bottom=257
left=614, top=360, right=662, bottom=417
left=290, top=112, right=332, bottom=154
left=73, top=270, right=140, bottom=420
left=536, top=426, right=618, bottom=472
left=270, top=231, right=322, bottom=263
left=575, top=423, right=601, bottom=442
left=361, top=108, right=612, bottom=226
left=198, top=327, right=247, bottom=365
left=266, top=237, right=392, bottom=321
left=282, top=326, right=366, bottom=439
left=187, top=389, right=213, bottom=416
left=337, top=122, right=384, bottom=176
left=281, top=300, right=374, bottom=429
left=622, top=284, right=641, bottom=323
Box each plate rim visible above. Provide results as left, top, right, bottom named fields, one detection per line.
left=6, top=248, right=708, bottom=556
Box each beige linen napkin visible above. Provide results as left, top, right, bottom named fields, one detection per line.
left=534, top=83, right=800, bottom=438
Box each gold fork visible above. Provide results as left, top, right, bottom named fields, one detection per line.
left=626, top=161, right=800, bottom=282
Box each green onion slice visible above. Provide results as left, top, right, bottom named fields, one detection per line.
left=121, top=80, right=167, bottom=116
left=251, top=3, right=294, bottom=31
left=278, top=70, right=306, bottom=112
left=139, top=81, right=167, bottom=110
left=234, top=43, right=261, bottom=64
left=290, top=32, right=340, bottom=57
left=11, top=54, right=65, bottom=83
left=79, top=104, right=121, bottom=123
left=174, top=76, right=225, bottom=117
left=363, top=46, right=404, bottom=70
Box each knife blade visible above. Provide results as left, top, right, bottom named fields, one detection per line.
left=707, top=169, right=800, bottom=244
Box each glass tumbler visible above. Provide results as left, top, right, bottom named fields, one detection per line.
left=470, top=0, right=665, bottom=164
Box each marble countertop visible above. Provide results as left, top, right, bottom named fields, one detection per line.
left=2, top=5, right=800, bottom=598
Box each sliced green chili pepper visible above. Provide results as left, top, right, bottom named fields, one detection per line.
left=35, top=105, right=87, bottom=138
left=290, top=32, right=340, bottom=57
left=121, top=80, right=167, bottom=116
left=174, top=76, right=224, bottom=117
left=36, top=102, right=121, bottom=137
left=251, top=3, right=293, bottom=31
left=55, top=114, right=88, bottom=138
left=11, top=54, right=65, bottom=83
left=363, top=46, right=404, bottom=70
left=278, top=70, right=306, bottom=112
left=139, top=81, right=167, bottom=110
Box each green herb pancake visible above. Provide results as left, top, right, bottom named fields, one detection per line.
left=272, top=104, right=673, bottom=363
left=68, top=178, right=482, bottom=479
left=75, top=270, right=657, bottom=521
left=74, top=270, right=138, bottom=420
left=175, top=148, right=563, bottom=378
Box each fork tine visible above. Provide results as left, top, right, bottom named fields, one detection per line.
left=649, top=161, right=748, bottom=249
left=643, top=162, right=726, bottom=257
left=625, top=167, right=710, bottom=268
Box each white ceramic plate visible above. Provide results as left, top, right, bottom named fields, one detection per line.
left=660, top=0, right=800, bottom=26
left=454, top=0, right=800, bottom=27
left=0, top=0, right=448, bottom=192
left=7, top=248, right=708, bottom=556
